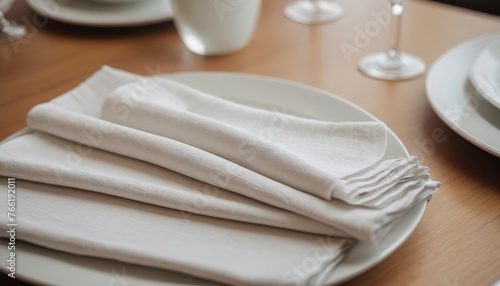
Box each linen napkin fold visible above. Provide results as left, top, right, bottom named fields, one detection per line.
left=0, top=66, right=439, bottom=243
left=101, top=78, right=431, bottom=207
left=0, top=178, right=352, bottom=286
left=0, top=131, right=347, bottom=237
left=24, top=102, right=438, bottom=243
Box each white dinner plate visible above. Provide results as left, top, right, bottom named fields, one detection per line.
left=470, top=39, right=500, bottom=109
left=0, top=72, right=427, bottom=285
left=426, top=34, right=500, bottom=157
left=26, top=0, right=172, bottom=27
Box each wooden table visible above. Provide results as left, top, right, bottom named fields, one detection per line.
left=1, top=0, right=499, bottom=285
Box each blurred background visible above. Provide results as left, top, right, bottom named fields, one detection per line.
left=431, top=0, right=499, bottom=16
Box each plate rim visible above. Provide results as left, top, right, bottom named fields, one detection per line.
left=2, top=71, right=427, bottom=285
left=25, top=0, right=173, bottom=27
left=425, top=33, right=500, bottom=158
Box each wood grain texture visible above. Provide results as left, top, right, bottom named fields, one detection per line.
left=0, top=0, right=499, bottom=285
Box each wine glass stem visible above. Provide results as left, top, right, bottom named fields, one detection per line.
left=387, top=1, right=405, bottom=62
left=0, top=11, right=6, bottom=29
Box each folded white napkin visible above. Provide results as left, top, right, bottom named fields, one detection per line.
left=6, top=102, right=435, bottom=243
left=0, top=66, right=439, bottom=286
left=0, top=131, right=346, bottom=236
left=101, top=78, right=430, bottom=207
left=0, top=178, right=352, bottom=286
left=0, top=66, right=439, bottom=243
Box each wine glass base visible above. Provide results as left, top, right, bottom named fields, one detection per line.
left=358, top=52, right=426, bottom=80
left=0, top=19, right=26, bottom=44
left=284, top=0, right=343, bottom=24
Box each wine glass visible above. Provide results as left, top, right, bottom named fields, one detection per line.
left=284, top=0, right=343, bottom=24
left=0, top=10, right=26, bottom=45
left=358, top=0, right=425, bottom=80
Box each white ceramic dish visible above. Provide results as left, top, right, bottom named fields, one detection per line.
left=26, top=0, right=172, bottom=27
left=426, top=34, right=500, bottom=158
left=0, top=72, right=427, bottom=285
left=470, top=39, right=500, bottom=109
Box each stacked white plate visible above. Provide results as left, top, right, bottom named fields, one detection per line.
left=470, top=40, right=500, bottom=109
left=26, top=0, right=173, bottom=27
left=426, top=34, right=500, bottom=157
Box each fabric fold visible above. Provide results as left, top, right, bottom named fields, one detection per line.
left=0, top=131, right=347, bottom=237
left=0, top=65, right=441, bottom=285
left=101, top=79, right=389, bottom=202
left=0, top=179, right=353, bottom=286
left=23, top=101, right=437, bottom=243
left=98, top=79, right=438, bottom=209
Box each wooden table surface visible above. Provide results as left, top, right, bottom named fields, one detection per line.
left=1, top=0, right=499, bottom=285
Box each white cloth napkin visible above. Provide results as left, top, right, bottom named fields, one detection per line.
left=0, top=131, right=346, bottom=236
left=0, top=66, right=440, bottom=285
left=0, top=178, right=352, bottom=286
left=5, top=102, right=435, bottom=243
left=0, top=66, right=439, bottom=243
left=101, top=78, right=430, bottom=207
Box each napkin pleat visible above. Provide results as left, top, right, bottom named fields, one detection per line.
left=22, top=102, right=435, bottom=243
left=0, top=131, right=351, bottom=236
left=0, top=179, right=352, bottom=286
left=341, top=157, right=427, bottom=207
